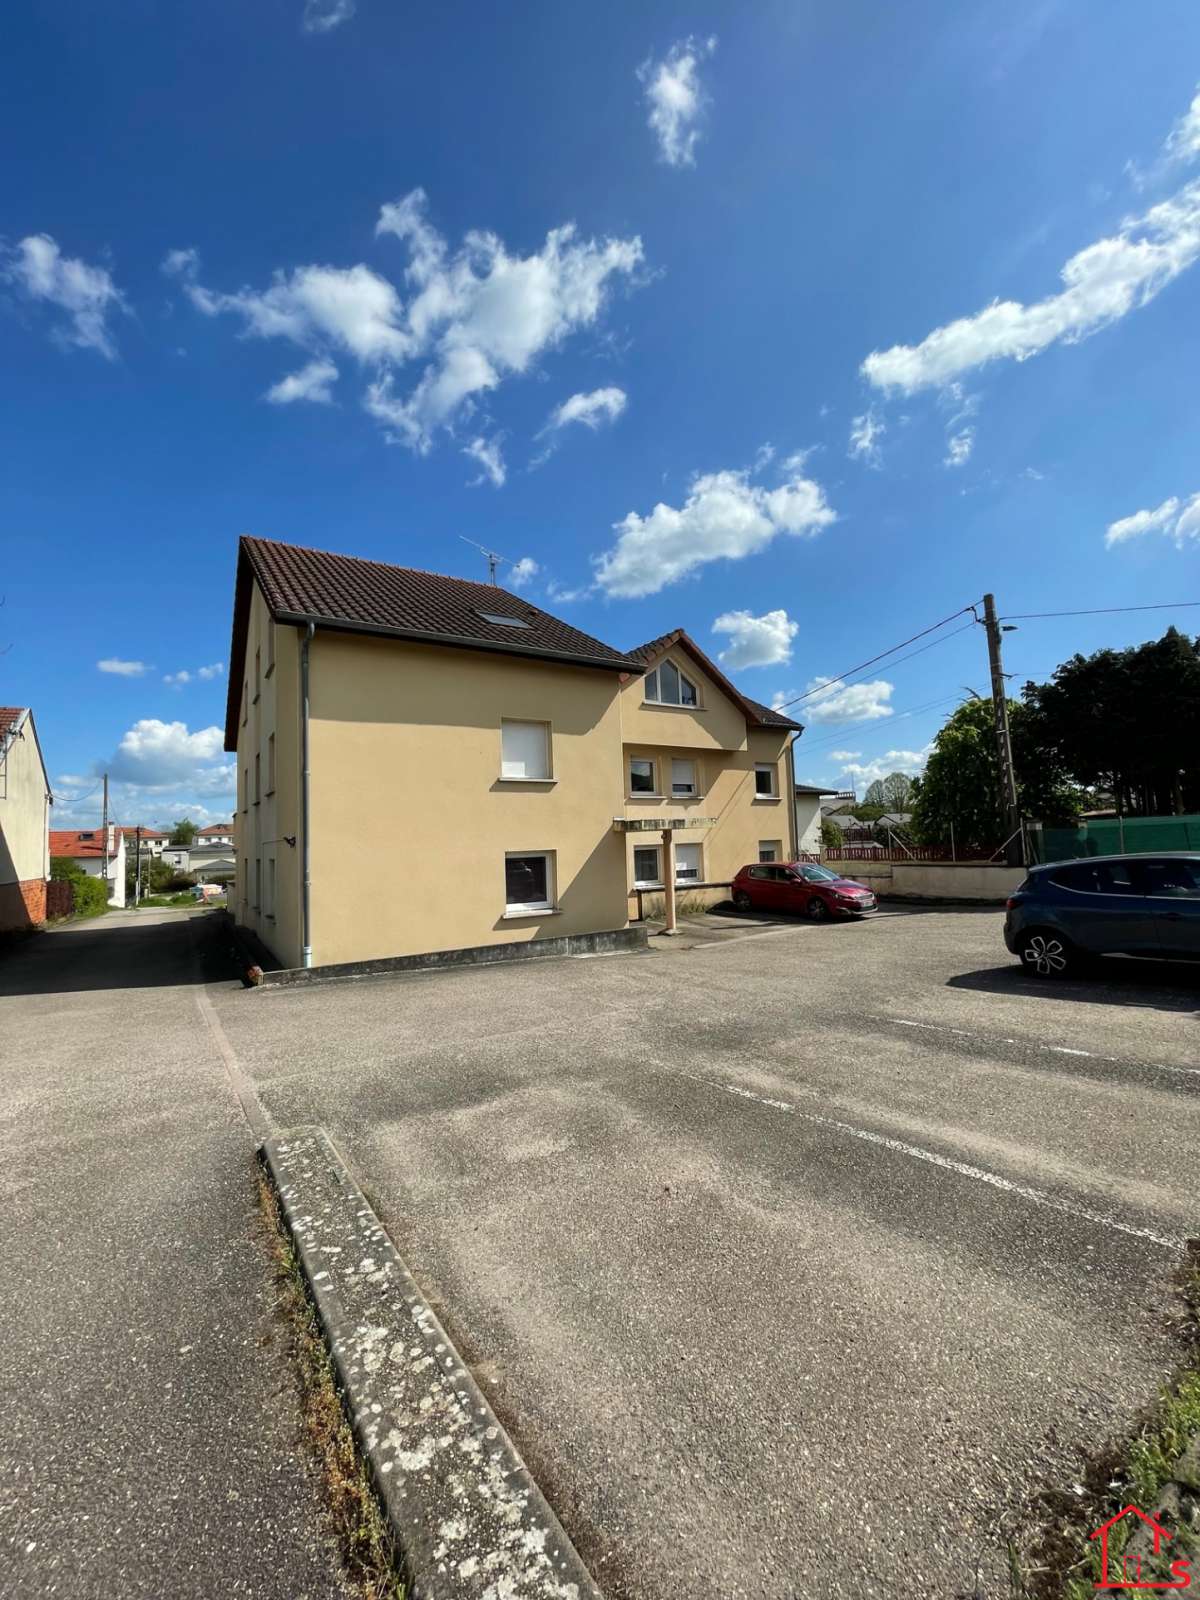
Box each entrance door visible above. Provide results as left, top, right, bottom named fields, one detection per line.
left=1140, top=858, right=1200, bottom=959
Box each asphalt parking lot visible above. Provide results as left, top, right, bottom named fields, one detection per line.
left=214, top=906, right=1200, bottom=1600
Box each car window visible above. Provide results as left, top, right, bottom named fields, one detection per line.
left=1092, top=861, right=1141, bottom=895
left=1142, top=859, right=1200, bottom=899
left=1047, top=863, right=1100, bottom=893
left=748, top=865, right=769, bottom=880
left=798, top=865, right=838, bottom=882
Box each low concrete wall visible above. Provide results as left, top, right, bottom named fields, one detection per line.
left=825, top=858, right=1024, bottom=902
left=260, top=924, right=648, bottom=987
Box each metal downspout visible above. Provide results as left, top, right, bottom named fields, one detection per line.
left=301, top=623, right=314, bottom=968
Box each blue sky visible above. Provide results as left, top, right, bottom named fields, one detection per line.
left=4, top=0, right=1199, bottom=828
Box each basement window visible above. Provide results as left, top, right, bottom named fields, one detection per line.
left=504, top=851, right=555, bottom=914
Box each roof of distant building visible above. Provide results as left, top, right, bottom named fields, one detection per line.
left=50, top=828, right=116, bottom=859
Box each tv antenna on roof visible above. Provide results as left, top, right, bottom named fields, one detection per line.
left=459, top=536, right=510, bottom=586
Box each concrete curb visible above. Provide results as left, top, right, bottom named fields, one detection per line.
left=261, top=1128, right=601, bottom=1600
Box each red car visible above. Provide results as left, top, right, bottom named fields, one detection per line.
left=732, top=861, right=877, bottom=920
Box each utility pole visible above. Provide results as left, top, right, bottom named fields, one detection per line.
left=135, top=824, right=142, bottom=906
left=982, top=595, right=1023, bottom=865
left=101, top=773, right=110, bottom=898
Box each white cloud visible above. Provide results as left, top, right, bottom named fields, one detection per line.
left=1105, top=490, right=1200, bottom=548
left=2, top=234, right=125, bottom=358
left=508, top=557, right=539, bottom=589
left=839, top=747, right=931, bottom=787
left=302, top=0, right=355, bottom=32
left=463, top=435, right=506, bottom=488
left=182, top=192, right=643, bottom=459
left=829, top=749, right=861, bottom=761
left=848, top=409, right=885, bottom=468
left=97, top=658, right=147, bottom=677
left=1163, top=86, right=1200, bottom=167
left=163, top=662, right=224, bottom=687
left=639, top=36, right=716, bottom=168
left=107, top=719, right=232, bottom=792
left=161, top=247, right=199, bottom=279
left=944, top=427, right=975, bottom=468
left=164, top=670, right=191, bottom=686
left=197, top=662, right=224, bottom=680
left=542, top=386, right=627, bottom=434
left=793, top=677, right=895, bottom=725
left=266, top=357, right=338, bottom=405
left=712, top=609, right=798, bottom=671
left=862, top=179, right=1200, bottom=393
left=593, top=460, right=835, bottom=598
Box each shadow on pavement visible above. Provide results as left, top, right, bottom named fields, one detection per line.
left=0, top=910, right=243, bottom=997
left=949, top=960, right=1200, bottom=1017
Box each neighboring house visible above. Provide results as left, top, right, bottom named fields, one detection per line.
left=195, top=823, right=235, bottom=847
left=49, top=825, right=127, bottom=907
left=122, top=827, right=170, bottom=858
left=794, top=783, right=839, bottom=855
left=0, top=707, right=52, bottom=932
left=224, top=536, right=803, bottom=970
left=161, top=845, right=190, bottom=872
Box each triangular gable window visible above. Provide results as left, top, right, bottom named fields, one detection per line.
left=644, top=659, right=698, bottom=707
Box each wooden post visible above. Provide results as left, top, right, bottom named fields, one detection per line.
left=661, top=827, right=677, bottom=935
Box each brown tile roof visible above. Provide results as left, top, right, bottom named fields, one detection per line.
left=626, top=628, right=805, bottom=733
left=0, top=707, right=26, bottom=741
left=51, top=828, right=115, bottom=860
left=225, top=536, right=643, bottom=749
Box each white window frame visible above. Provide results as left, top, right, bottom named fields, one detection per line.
left=675, top=842, right=702, bottom=884
left=759, top=840, right=782, bottom=862
left=504, top=850, right=556, bottom=915
left=632, top=845, right=662, bottom=887
left=671, top=758, right=698, bottom=797
left=500, top=719, right=553, bottom=782
left=754, top=763, right=778, bottom=798
left=629, top=756, right=658, bottom=796
left=643, top=658, right=700, bottom=708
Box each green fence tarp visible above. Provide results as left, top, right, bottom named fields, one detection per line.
left=1029, top=814, right=1200, bottom=864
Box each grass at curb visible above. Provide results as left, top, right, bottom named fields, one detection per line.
left=256, top=1166, right=407, bottom=1600
left=1011, top=1251, right=1200, bottom=1597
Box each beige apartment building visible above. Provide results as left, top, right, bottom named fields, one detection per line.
left=0, top=707, right=52, bottom=933
left=225, top=537, right=801, bottom=971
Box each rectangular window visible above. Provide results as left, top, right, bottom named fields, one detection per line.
left=254, top=858, right=261, bottom=911
left=504, top=851, right=554, bottom=913
left=266, top=624, right=275, bottom=676
left=759, top=840, right=782, bottom=862
left=671, top=758, right=697, bottom=796
left=644, top=659, right=699, bottom=707
left=633, top=846, right=661, bottom=886
left=254, top=646, right=261, bottom=698
left=242, top=682, right=248, bottom=726
left=629, top=757, right=656, bottom=794
left=267, top=733, right=276, bottom=793
left=265, top=856, right=275, bottom=917
left=754, top=763, right=777, bottom=797
left=241, top=766, right=249, bottom=813
left=500, top=719, right=551, bottom=780
left=675, top=843, right=702, bottom=883
left=254, top=752, right=261, bottom=803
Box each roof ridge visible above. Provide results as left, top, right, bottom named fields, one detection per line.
left=243, top=535, right=540, bottom=607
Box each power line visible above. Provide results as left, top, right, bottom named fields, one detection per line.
left=797, top=692, right=964, bottom=757
left=773, top=604, right=978, bottom=712
left=1001, top=601, right=1200, bottom=621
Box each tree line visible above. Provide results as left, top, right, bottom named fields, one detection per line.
left=908, top=627, right=1200, bottom=852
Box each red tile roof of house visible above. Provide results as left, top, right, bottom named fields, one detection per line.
left=225, top=536, right=644, bottom=750
left=50, top=829, right=116, bottom=859
left=0, top=707, right=25, bottom=740
left=626, top=629, right=805, bottom=733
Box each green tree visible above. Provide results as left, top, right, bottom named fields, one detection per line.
left=170, top=817, right=198, bottom=845
left=864, top=772, right=915, bottom=811
left=1021, top=628, right=1200, bottom=815
left=820, top=816, right=844, bottom=851
left=49, top=858, right=108, bottom=916
left=910, top=698, right=1079, bottom=853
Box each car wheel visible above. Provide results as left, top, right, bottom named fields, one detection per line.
left=733, top=890, right=753, bottom=911
left=1017, top=929, right=1075, bottom=978
left=807, top=897, right=829, bottom=922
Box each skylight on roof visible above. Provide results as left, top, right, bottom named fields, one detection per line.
left=476, top=610, right=531, bottom=629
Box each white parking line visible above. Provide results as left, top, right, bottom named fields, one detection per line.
left=667, top=1069, right=1185, bottom=1252
left=888, top=1017, right=1200, bottom=1080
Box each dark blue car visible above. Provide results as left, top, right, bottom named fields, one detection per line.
left=1003, top=853, right=1200, bottom=976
